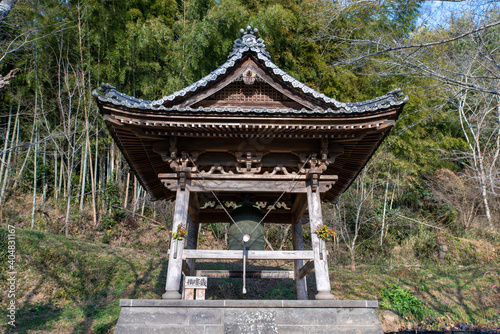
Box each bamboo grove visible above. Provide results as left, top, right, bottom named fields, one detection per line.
left=0, top=0, right=499, bottom=269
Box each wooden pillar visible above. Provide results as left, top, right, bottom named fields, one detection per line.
left=162, top=186, right=190, bottom=299
left=306, top=181, right=334, bottom=300
left=293, top=219, right=308, bottom=300
left=186, top=192, right=200, bottom=276
left=186, top=215, right=199, bottom=276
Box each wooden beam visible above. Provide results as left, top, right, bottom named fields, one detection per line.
left=291, top=194, right=308, bottom=224
left=188, top=192, right=200, bottom=218
left=195, top=270, right=295, bottom=279
left=307, top=181, right=334, bottom=300
left=163, top=185, right=190, bottom=299
left=161, top=179, right=336, bottom=193
left=293, top=214, right=308, bottom=300
left=164, top=137, right=338, bottom=155
left=159, top=173, right=339, bottom=181
left=197, top=192, right=294, bottom=206
left=298, top=261, right=315, bottom=279
left=182, top=261, right=192, bottom=276
left=186, top=215, right=199, bottom=276
left=198, top=211, right=294, bottom=224
left=181, top=249, right=314, bottom=260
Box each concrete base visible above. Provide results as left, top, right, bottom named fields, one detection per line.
left=162, top=290, right=182, bottom=299
left=115, top=299, right=383, bottom=334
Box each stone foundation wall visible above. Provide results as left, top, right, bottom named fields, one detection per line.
left=115, top=299, right=383, bottom=334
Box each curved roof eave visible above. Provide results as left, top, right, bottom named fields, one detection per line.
left=93, top=91, right=407, bottom=116
left=92, top=26, right=408, bottom=115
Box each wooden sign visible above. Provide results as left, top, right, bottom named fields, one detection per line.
left=184, top=276, right=208, bottom=289
left=184, top=276, right=207, bottom=300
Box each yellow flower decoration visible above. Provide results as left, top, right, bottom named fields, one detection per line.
left=316, top=225, right=336, bottom=241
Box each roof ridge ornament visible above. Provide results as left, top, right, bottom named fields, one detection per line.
left=229, top=25, right=270, bottom=59
left=241, top=26, right=258, bottom=38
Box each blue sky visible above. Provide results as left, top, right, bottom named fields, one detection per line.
left=419, top=1, right=468, bottom=28
left=418, top=1, right=499, bottom=28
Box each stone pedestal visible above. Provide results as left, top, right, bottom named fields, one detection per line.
left=115, top=299, right=383, bottom=334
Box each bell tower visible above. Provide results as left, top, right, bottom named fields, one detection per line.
left=94, top=26, right=407, bottom=301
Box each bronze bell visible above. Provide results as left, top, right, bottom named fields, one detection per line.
left=228, top=196, right=264, bottom=250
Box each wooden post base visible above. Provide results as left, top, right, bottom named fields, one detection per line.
left=162, top=290, right=182, bottom=299
left=315, top=290, right=335, bottom=300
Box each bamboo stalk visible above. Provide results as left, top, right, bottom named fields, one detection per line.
left=31, top=124, right=38, bottom=229
left=0, top=103, right=19, bottom=206
left=79, top=139, right=88, bottom=210
left=123, top=172, right=130, bottom=209
left=0, top=104, right=12, bottom=191
left=54, top=150, right=58, bottom=202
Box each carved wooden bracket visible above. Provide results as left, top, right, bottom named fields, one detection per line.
left=154, top=139, right=344, bottom=192
left=153, top=140, right=204, bottom=173
left=293, top=139, right=343, bottom=172
left=233, top=151, right=267, bottom=174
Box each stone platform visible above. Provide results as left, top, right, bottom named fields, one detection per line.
left=115, top=299, right=383, bottom=334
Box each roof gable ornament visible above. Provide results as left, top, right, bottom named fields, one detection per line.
left=93, top=26, right=407, bottom=113
left=229, top=25, right=270, bottom=59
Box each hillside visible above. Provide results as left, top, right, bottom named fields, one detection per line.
left=1, top=227, right=498, bottom=333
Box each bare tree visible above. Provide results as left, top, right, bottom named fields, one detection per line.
left=0, top=68, right=18, bottom=88
left=316, top=0, right=500, bottom=228
left=332, top=169, right=379, bottom=271
left=450, top=87, right=500, bottom=227
left=427, top=168, right=482, bottom=229
left=317, top=1, right=500, bottom=95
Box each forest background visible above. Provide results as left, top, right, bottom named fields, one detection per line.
left=0, top=0, right=499, bottom=333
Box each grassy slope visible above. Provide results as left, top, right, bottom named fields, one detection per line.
left=1, top=229, right=168, bottom=333
left=0, top=229, right=499, bottom=333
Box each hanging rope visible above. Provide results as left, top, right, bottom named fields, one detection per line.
left=188, top=153, right=314, bottom=295
left=187, top=154, right=312, bottom=238
left=187, top=155, right=244, bottom=235
left=245, top=154, right=312, bottom=237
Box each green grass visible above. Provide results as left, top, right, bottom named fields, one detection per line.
left=380, top=284, right=436, bottom=321
left=0, top=228, right=498, bottom=333
left=0, top=228, right=168, bottom=333
left=330, top=264, right=500, bottom=329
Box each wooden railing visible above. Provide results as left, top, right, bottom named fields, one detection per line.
left=180, top=250, right=315, bottom=261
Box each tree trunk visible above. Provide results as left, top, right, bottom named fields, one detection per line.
left=64, top=156, right=75, bottom=237
left=64, top=178, right=72, bottom=237
left=349, top=247, right=356, bottom=272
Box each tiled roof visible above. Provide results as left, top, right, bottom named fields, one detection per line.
left=93, top=26, right=408, bottom=114
left=93, top=88, right=406, bottom=115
